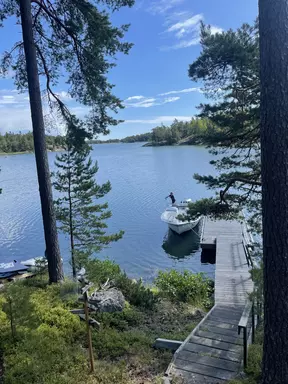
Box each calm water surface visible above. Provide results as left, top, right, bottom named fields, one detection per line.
left=0, top=144, right=217, bottom=281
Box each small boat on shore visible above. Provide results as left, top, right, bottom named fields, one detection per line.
left=0, top=257, right=48, bottom=280
left=0, top=261, right=29, bottom=279
left=161, top=199, right=202, bottom=235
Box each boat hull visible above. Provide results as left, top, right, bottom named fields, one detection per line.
left=168, top=219, right=200, bottom=235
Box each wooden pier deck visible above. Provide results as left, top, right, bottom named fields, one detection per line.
left=165, top=218, right=254, bottom=383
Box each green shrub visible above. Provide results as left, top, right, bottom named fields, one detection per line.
left=86, top=259, right=122, bottom=285
left=92, top=328, right=152, bottom=359
left=115, top=273, right=159, bottom=310
left=229, top=327, right=263, bottom=384
left=4, top=326, right=87, bottom=384
left=155, top=270, right=213, bottom=306
left=245, top=344, right=262, bottom=381
left=85, top=259, right=158, bottom=309
left=95, top=306, right=144, bottom=331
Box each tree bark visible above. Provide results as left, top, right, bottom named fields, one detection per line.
left=68, top=157, right=76, bottom=278
left=259, top=0, right=288, bottom=382
left=19, top=0, right=63, bottom=283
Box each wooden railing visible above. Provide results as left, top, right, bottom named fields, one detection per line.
left=200, top=215, right=206, bottom=243
left=238, top=301, right=256, bottom=368
left=241, top=220, right=254, bottom=267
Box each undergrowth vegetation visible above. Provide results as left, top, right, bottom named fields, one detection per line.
left=0, top=260, right=213, bottom=383
left=155, top=269, right=214, bottom=308
left=229, top=327, right=263, bottom=384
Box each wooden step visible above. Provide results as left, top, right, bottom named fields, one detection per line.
left=188, top=336, right=242, bottom=353
left=195, top=330, right=242, bottom=345
left=176, top=350, right=240, bottom=372
left=173, top=359, right=237, bottom=381
left=183, top=341, right=241, bottom=362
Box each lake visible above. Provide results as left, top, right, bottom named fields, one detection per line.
left=0, top=143, right=216, bottom=282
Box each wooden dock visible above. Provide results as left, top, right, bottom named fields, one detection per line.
left=165, top=218, right=254, bottom=383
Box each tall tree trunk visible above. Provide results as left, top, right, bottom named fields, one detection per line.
left=68, top=163, right=76, bottom=278
left=259, top=0, right=288, bottom=382
left=19, top=0, right=63, bottom=283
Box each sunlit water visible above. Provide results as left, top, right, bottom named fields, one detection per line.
left=0, top=143, right=217, bottom=282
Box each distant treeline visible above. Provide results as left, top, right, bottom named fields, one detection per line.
left=90, top=132, right=152, bottom=144
left=0, top=132, right=65, bottom=153
left=149, top=118, right=211, bottom=146
left=1, top=119, right=210, bottom=154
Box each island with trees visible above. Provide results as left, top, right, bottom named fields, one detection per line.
left=144, top=118, right=211, bottom=146
left=93, top=118, right=211, bottom=147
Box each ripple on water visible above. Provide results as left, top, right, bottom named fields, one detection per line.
left=0, top=144, right=216, bottom=280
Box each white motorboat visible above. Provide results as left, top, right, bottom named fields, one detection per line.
left=161, top=199, right=202, bottom=235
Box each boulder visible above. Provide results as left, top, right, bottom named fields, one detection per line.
left=88, top=288, right=125, bottom=313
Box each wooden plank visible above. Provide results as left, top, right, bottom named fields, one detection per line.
left=188, top=336, right=242, bottom=353
left=238, top=302, right=252, bottom=329
left=78, top=313, right=100, bottom=328
left=154, top=338, right=182, bottom=351
left=199, top=324, right=240, bottom=337
left=215, top=305, right=245, bottom=314
left=70, top=309, right=85, bottom=314
left=195, top=330, right=242, bottom=345
left=207, top=316, right=240, bottom=325
left=173, top=359, right=236, bottom=381
left=211, top=309, right=243, bottom=320
left=189, top=335, right=242, bottom=353
left=81, top=282, right=94, bottom=294
left=183, top=342, right=241, bottom=362
left=204, top=320, right=239, bottom=331
left=167, top=218, right=254, bottom=383
left=176, top=350, right=240, bottom=372
left=171, top=369, right=225, bottom=383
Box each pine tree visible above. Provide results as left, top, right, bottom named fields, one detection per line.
left=52, top=142, right=123, bottom=277
left=186, top=21, right=261, bottom=230
left=0, top=0, right=134, bottom=282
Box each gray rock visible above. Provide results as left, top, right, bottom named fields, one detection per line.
left=88, top=288, right=125, bottom=313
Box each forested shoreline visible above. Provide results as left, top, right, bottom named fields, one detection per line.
left=0, top=121, right=210, bottom=154
left=92, top=118, right=211, bottom=147
left=144, top=118, right=210, bottom=146
left=0, top=132, right=65, bottom=154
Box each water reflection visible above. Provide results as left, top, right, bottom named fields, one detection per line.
left=201, top=249, right=216, bottom=265
left=162, top=229, right=200, bottom=260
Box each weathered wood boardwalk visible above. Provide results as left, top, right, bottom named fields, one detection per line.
left=165, top=218, right=254, bottom=383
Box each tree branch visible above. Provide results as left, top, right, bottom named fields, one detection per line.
left=31, top=0, right=83, bottom=70
left=35, top=43, right=70, bottom=118
left=221, top=177, right=261, bottom=197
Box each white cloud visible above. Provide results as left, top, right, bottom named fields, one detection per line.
left=162, top=13, right=203, bottom=50
left=163, top=96, right=180, bottom=103
left=125, top=95, right=145, bottom=101
left=124, top=115, right=192, bottom=124
left=210, top=26, right=223, bottom=35
left=0, top=88, right=77, bottom=134
left=56, top=91, right=72, bottom=100
left=124, top=95, right=180, bottom=108
left=147, top=0, right=185, bottom=15
left=0, top=90, right=28, bottom=105
left=0, top=107, right=32, bottom=133
left=0, top=69, right=15, bottom=80
left=162, top=37, right=200, bottom=50
left=166, top=14, right=203, bottom=39
left=159, top=87, right=201, bottom=96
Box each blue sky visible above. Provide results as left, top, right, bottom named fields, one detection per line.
left=0, top=0, right=258, bottom=139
